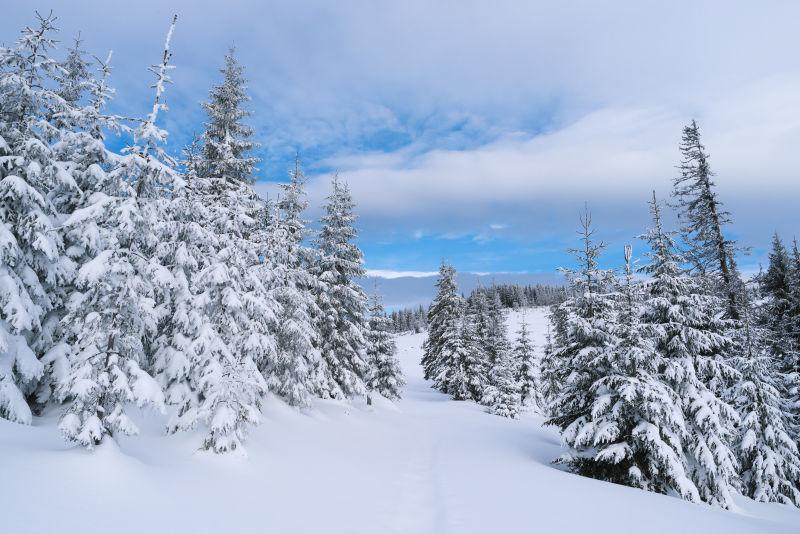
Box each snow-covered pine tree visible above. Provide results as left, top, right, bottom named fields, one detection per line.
left=513, top=313, right=537, bottom=408
left=561, top=242, right=697, bottom=500
left=190, top=48, right=275, bottom=453
left=41, top=47, right=117, bottom=408
left=0, top=12, right=72, bottom=424
left=641, top=191, right=740, bottom=508
left=57, top=16, right=182, bottom=448
left=421, top=262, right=464, bottom=384
left=783, top=239, right=800, bottom=438
left=762, top=234, right=792, bottom=314
left=461, top=289, right=490, bottom=401
left=480, top=292, right=518, bottom=414
left=672, top=120, right=743, bottom=319
left=538, top=310, right=564, bottom=414
left=484, top=336, right=521, bottom=419
left=312, top=176, right=369, bottom=400
left=200, top=48, right=259, bottom=184
left=49, top=34, right=91, bottom=132
left=432, top=312, right=471, bottom=400
left=150, top=135, right=216, bottom=433
left=261, top=156, right=319, bottom=408
left=732, top=296, right=800, bottom=507
left=545, top=206, right=617, bottom=441
left=49, top=42, right=108, bottom=215
left=757, top=233, right=800, bottom=440
left=365, top=291, right=404, bottom=400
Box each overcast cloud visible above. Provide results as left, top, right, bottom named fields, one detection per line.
left=3, top=1, right=798, bottom=272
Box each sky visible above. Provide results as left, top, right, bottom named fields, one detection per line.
left=3, top=1, right=799, bottom=276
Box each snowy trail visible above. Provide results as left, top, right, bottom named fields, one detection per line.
left=2, top=308, right=800, bottom=533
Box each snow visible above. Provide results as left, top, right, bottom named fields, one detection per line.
left=1, top=307, right=799, bottom=533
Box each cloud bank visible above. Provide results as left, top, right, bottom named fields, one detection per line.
left=4, top=1, right=798, bottom=271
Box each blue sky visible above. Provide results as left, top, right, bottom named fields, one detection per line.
left=4, top=1, right=799, bottom=276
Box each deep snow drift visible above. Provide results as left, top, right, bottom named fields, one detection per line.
left=1, top=307, right=799, bottom=533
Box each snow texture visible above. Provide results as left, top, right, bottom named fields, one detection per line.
left=1, top=308, right=798, bottom=534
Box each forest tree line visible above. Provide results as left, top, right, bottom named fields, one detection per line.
left=388, top=283, right=565, bottom=333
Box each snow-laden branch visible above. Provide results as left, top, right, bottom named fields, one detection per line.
left=131, top=13, right=177, bottom=159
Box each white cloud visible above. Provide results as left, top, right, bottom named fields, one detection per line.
left=6, top=0, right=798, bottom=265
left=300, top=79, right=800, bottom=247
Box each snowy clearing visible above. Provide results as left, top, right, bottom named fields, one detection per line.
left=1, top=307, right=799, bottom=534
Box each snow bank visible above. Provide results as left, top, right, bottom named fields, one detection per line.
left=1, top=307, right=798, bottom=533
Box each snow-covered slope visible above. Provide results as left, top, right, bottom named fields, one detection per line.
left=1, top=307, right=799, bottom=533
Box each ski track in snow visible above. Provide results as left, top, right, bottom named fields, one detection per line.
left=2, top=307, right=800, bottom=533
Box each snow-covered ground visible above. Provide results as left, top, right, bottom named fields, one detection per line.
left=2, top=307, right=799, bottom=533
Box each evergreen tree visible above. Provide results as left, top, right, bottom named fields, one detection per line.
left=560, top=242, right=697, bottom=500
left=421, top=262, right=463, bottom=385
left=42, top=48, right=117, bottom=408
left=513, top=314, right=537, bottom=408
left=783, top=239, right=800, bottom=434
left=546, top=207, right=618, bottom=440
left=480, top=292, right=516, bottom=411
left=312, top=177, right=369, bottom=399
left=672, top=120, right=743, bottom=319
left=462, top=289, right=490, bottom=401
left=732, top=299, right=800, bottom=507
left=57, top=16, right=180, bottom=448
left=485, top=331, right=521, bottom=419
left=539, top=312, right=563, bottom=414
left=641, top=192, right=740, bottom=508
left=188, top=47, right=274, bottom=452
left=0, top=12, right=72, bottom=424
left=758, top=233, right=799, bottom=441
left=151, top=135, right=216, bottom=433
left=50, top=34, right=91, bottom=131
left=365, top=292, right=404, bottom=400
left=762, top=233, right=792, bottom=332
left=261, top=156, right=319, bottom=408
left=432, top=313, right=471, bottom=400
left=200, top=48, right=258, bottom=184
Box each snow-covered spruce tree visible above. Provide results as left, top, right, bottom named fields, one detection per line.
left=758, top=233, right=800, bottom=436
left=537, top=325, right=553, bottom=412
left=672, top=120, right=743, bottom=319
left=149, top=135, right=215, bottom=433
left=59, top=17, right=182, bottom=449
left=200, top=48, right=259, bottom=184
left=545, top=207, right=618, bottom=442
left=782, top=239, right=800, bottom=437
left=538, top=309, right=564, bottom=414
left=0, top=12, right=73, bottom=424
left=312, top=176, right=369, bottom=399
left=731, top=297, right=800, bottom=506
left=432, top=312, right=471, bottom=400
left=189, top=48, right=275, bottom=453
left=480, top=292, right=520, bottom=417
left=41, top=48, right=119, bottom=408
left=421, top=262, right=464, bottom=384
left=485, top=339, right=521, bottom=419
left=760, top=234, right=793, bottom=352
left=641, top=192, right=740, bottom=508
left=261, top=156, right=320, bottom=408
left=365, top=291, right=404, bottom=401
left=461, top=289, right=490, bottom=401
left=561, top=242, right=698, bottom=499
left=49, top=35, right=91, bottom=132
left=57, top=16, right=183, bottom=448
left=513, top=313, right=537, bottom=408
